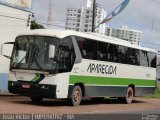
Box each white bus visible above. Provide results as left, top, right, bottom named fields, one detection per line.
left=1, top=29, right=157, bottom=106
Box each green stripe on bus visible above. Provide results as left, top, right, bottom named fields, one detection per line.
left=31, top=74, right=40, bottom=82
left=69, top=75, right=155, bottom=86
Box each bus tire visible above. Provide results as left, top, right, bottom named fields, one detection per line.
left=31, top=97, right=43, bottom=104
left=125, top=87, right=134, bottom=104
left=69, top=85, right=82, bottom=106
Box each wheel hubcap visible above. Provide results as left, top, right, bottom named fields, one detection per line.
left=127, top=90, right=133, bottom=101
left=73, top=90, right=81, bottom=103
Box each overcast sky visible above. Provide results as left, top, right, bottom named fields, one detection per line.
left=32, top=0, right=160, bottom=51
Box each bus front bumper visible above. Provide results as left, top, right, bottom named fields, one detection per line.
left=8, top=81, right=57, bottom=98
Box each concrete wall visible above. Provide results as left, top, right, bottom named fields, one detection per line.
left=0, top=3, right=31, bottom=94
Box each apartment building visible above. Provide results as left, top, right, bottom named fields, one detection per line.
left=106, top=26, right=142, bottom=45
left=65, top=0, right=107, bottom=34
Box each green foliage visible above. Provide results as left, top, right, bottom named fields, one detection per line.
left=31, top=20, right=45, bottom=29
left=144, top=89, right=160, bottom=98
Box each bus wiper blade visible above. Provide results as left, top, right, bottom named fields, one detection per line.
left=14, top=55, right=26, bottom=68
left=28, top=43, right=44, bottom=71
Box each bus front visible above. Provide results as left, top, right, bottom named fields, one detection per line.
left=8, top=35, right=75, bottom=103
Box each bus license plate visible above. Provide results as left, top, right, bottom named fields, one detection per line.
left=22, top=84, right=31, bottom=89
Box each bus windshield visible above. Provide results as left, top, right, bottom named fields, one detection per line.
left=11, top=36, right=60, bottom=73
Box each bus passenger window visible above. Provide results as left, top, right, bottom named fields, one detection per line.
left=117, top=45, right=127, bottom=64
left=97, top=42, right=108, bottom=61
left=113, top=45, right=118, bottom=62
left=128, top=48, right=140, bottom=65
left=76, top=37, right=97, bottom=60
left=140, top=50, right=149, bottom=67
left=58, top=37, right=75, bottom=72
left=107, top=44, right=113, bottom=62
left=150, top=52, right=156, bottom=68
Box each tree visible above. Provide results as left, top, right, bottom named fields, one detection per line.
left=31, top=20, right=45, bottom=29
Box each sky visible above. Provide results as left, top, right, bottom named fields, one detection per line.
left=32, top=0, right=160, bottom=52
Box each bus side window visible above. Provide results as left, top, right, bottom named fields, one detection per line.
left=97, top=42, right=108, bottom=61
left=107, top=44, right=113, bottom=62
left=117, top=45, right=127, bottom=64
left=113, top=45, right=118, bottom=62
left=76, top=37, right=97, bottom=60
left=84, top=40, right=97, bottom=60
left=76, top=37, right=86, bottom=58
left=149, top=52, right=156, bottom=68
left=140, top=50, right=149, bottom=67
left=128, top=48, right=140, bottom=65
left=60, top=37, right=75, bottom=72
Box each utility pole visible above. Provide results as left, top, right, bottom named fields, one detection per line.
left=92, top=0, right=96, bottom=32
left=47, top=0, right=53, bottom=27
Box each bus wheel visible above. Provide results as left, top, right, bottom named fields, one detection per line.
left=125, top=87, right=134, bottom=104
left=31, top=97, right=43, bottom=104
left=70, top=85, right=82, bottom=106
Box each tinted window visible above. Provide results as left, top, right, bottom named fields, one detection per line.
left=76, top=36, right=156, bottom=68
left=97, top=42, right=113, bottom=62
left=113, top=45, right=127, bottom=64
left=60, top=37, right=75, bottom=71
left=107, top=44, right=113, bottom=62
left=97, top=42, right=108, bottom=61
left=140, top=50, right=149, bottom=67
left=113, top=45, right=118, bottom=62
left=117, top=46, right=127, bottom=64
left=76, top=37, right=97, bottom=60
left=128, top=48, right=140, bottom=65
left=150, top=52, right=156, bottom=68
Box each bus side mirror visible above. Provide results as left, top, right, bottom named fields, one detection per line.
left=0, top=42, right=14, bottom=59
left=49, top=45, right=56, bottom=59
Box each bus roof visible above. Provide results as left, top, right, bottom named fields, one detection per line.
left=19, top=29, right=157, bottom=53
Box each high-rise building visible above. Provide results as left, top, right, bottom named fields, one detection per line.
left=105, top=26, right=142, bottom=45
left=65, top=0, right=107, bottom=34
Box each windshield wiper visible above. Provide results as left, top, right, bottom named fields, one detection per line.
left=14, top=55, right=26, bottom=68
left=28, top=41, right=44, bottom=71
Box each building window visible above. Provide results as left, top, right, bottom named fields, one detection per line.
left=84, top=25, right=88, bottom=27
left=84, top=29, right=88, bottom=32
